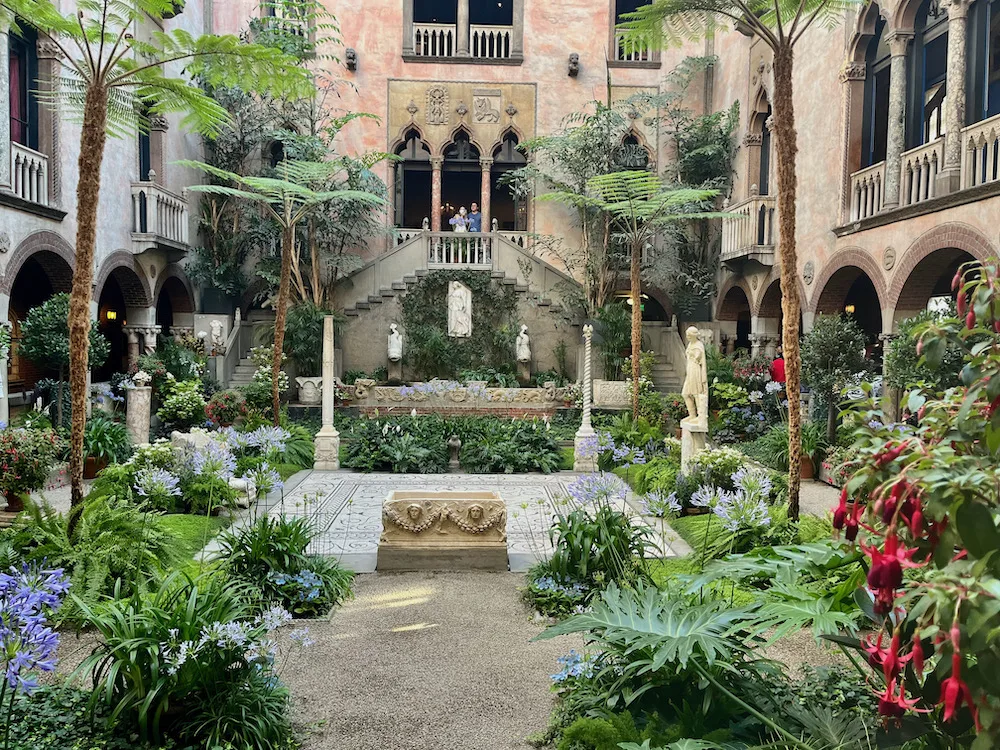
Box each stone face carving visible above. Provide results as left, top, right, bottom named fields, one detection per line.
left=456, top=101, right=468, bottom=117
left=345, top=47, right=358, bottom=71
left=515, top=325, right=530, bottom=362
left=406, top=100, right=419, bottom=117
left=354, top=378, right=376, bottom=399
left=379, top=492, right=507, bottom=543
left=505, top=103, right=518, bottom=117
left=681, top=326, right=709, bottom=427
left=883, top=246, right=896, bottom=270
left=296, top=376, right=323, bottom=405
left=388, top=323, right=403, bottom=361
left=447, top=281, right=472, bottom=337
left=803, top=260, right=815, bottom=285
left=426, top=86, right=449, bottom=125
left=568, top=53, right=580, bottom=76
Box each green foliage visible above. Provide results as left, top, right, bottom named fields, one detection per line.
left=400, top=270, right=519, bottom=379
left=596, top=302, right=632, bottom=380
left=280, top=422, right=315, bottom=467
left=13, top=497, right=175, bottom=622
left=83, top=414, right=133, bottom=464
left=705, top=346, right=734, bottom=387
left=18, top=293, right=110, bottom=375
left=883, top=305, right=965, bottom=391
left=629, top=456, right=680, bottom=495
left=218, top=515, right=353, bottom=617
left=283, top=301, right=339, bottom=374
left=0, top=427, right=62, bottom=497
left=557, top=710, right=668, bottom=750
left=522, top=562, right=589, bottom=618
left=549, top=506, right=656, bottom=590
left=801, top=314, right=868, bottom=406
left=181, top=474, right=238, bottom=515
left=138, top=338, right=205, bottom=394
left=206, top=389, right=247, bottom=427
left=750, top=420, right=829, bottom=471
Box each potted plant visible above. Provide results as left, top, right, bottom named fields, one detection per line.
left=284, top=302, right=335, bottom=405
left=0, top=427, right=61, bottom=512
left=83, top=415, right=133, bottom=478
left=799, top=420, right=827, bottom=480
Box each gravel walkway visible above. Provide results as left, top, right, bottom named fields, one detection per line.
left=287, top=571, right=579, bottom=750
left=798, top=480, right=839, bottom=518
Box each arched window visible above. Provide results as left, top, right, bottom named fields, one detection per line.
left=8, top=24, right=39, bottom=150
left=443, top=130, right=480, bottom=162
left=862, top=14, right=890, bottom=166
left=616, top=133, right=650, bottom=170
left=492, top=132, right=527, bottom=231
left=907, top=0, right=948, bottom=148
left=393, top=129, right=431, bottom=228
left=268, top=141, right=285, bottom=168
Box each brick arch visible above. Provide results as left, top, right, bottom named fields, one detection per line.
left=752, top=268, right=809, bottom=317
left=154, top=264, right=196, bottom=314
left=716, top=277, right=753, bottom=321
left=809, top=247, right=888, bottom=313
left=887, top=222, right=994, bottom=310
left=1, top=231, right=76, bottom=294
left=95, top=251, right=153, bottom=308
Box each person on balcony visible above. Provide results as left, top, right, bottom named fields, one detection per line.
left=449, top=207, right=469, bottom=232
left=468, top=202, right=482, bottom=232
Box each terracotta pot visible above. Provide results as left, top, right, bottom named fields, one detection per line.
left=675, top=428, right=682, bottom=439
left=799, top=454, right=815, bottom=480
left=84, top=457, right=108, bottom=480
left=3, top=492, right=26, bottom=513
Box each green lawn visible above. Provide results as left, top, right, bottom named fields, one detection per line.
left=160, top=514, right=231, bottom=563
left=274, top=462, right=307, bottom=482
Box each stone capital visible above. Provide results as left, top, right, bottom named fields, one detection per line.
left=149, top=114, right=169, bottom=131
left=839, top=61, right=867, bottom=82
left=36, top=40, right=64, bottom=59
left=430, top=156, right=444, bottom=169
left=941, top=0, right=972, bottom=19
left=886, top=31, right=914, bottom=57
left=878, top=332, right=899, bottom=343
left=479, top=157, right=494, bottom=170
left=743, top=132, right=763, bottom=146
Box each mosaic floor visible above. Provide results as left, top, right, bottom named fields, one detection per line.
left=258, top=471, right=683, bottom=572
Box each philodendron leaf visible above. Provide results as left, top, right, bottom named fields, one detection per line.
left=955, top=501, right=1000, bottom=560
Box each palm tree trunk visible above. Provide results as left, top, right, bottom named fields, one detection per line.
left=68, top=84, right=109, bottom=528
left=772, top=45, right=803, bottom=521
left=630, top=241, right=642, bottom=420
left=271, top=225, right=295, bottom=425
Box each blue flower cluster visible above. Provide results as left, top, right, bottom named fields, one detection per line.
left=0, top=565, right=69, bottom=694
left=567, top=472, right=628, bottom=507
left=550, top=650, right=598, bottom=683
left=219, top=425, right=290, bottom=456
left=269, top=569, right=324, bottom=602
left=243, top=465, right=284, bottom=496
left=134, top=467, right=181, bottom=499
left=192, top=440, right=236, bottom=480
left=642, top=490, right=681, bottom=518
left=532, top=576, right=587, bottom=597
left=692, top=467, right=773, bottom=533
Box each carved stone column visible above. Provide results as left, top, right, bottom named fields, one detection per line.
left=149, top=115, right=169, bottom=184
left=839, top=61, right=867, bottom=223
left=36, top=40, right=63, bottom=205
left=883, top=33, right=913, bottom=209
left=125, top=327, right=142, bottom=369
left=938, top=0, right=972, bottom=195
left=430, top=156, right=443, bottom=231
left=314, top=315, right=341, bottom=470
left=0, top=18, right=10, bottom=192
left=142, top=325, right=161, bottom=354
left=749, top=333, right=764, bottom=359
left=126, top=386, right=152, bottom=445
left=573, top=324, right=596, bottom=472
left=879, top=332, right=900, bottom=422
left=457, top=0, right=470, bottom=56
left=479, top=157, right=493, bottom=232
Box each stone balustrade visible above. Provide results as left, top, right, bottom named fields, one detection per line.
left=614, top=30, right=651, bottom=62
left=850, top=161, right=885, bottom=221
left=10, top=142, right=48, bottom=206
left=900, top=139, right=943, bottom=207
left=471, top=25, right=512, bottom=58
left=428, top=231, right=492, bottom=266
left=131, top=181, right=189, bottom=250
left=721, top=195, right=776, bottom=264
left=413, top=23, right=455, bottom=57
left=961, top=111, right=1000, bottom=189
left=348, top=379, right=571, bottom=412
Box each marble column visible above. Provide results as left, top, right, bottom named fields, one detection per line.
left=430, top=156, right=443, bottom=231
left=573, top=324, right=596, bottom=472
left=457, top=0, right=470, bottom=56
left=125, top=327, right=142, bottom=368
left=883, top=32, right=913, bottom=209
left=0, top=18, right=11, bottom=192
left=36, top=40, right=62, bottom=206
left=838, top=61, right=868, bottom=223
left=314, top=315, right=341, bottom=470
left=511, top=0, right=524, bottom=57
left=402, top=0, right=414, bottom=55
left=479, top=157, right=493, bottom=232
left=938, top=0, right=972, bottom=195
left=749, top=333, right=763, bottom=359
left=126, top=386, right=152, bottom=445
left=879, top=332, right=900, bottom=422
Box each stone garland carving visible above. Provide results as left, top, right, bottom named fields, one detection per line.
left=381, top=499, right=507, bottom=541
left=383, top=501, right=441, bottom=533
left=356, top=382, right=569, bottom=405
left=426, top=86, right=449, bottom=125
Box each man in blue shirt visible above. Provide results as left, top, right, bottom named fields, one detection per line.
left=468, top=202, right=483, bottom=232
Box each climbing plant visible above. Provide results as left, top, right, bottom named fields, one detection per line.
left=400, top=271, right=519, bottom=380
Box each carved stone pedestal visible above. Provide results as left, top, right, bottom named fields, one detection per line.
left=680, top=418, right=708, bottom=474
left=517, top=360, right=530, bottom=385
left=126, top=386, right=152, bottom=445
left=388, top=359, right=402, bottom=382
left=573, top=432, right=597, bottom=472
left=314, top=428, right=341, bottom=471
left=377, top=491, right=508, bottom=571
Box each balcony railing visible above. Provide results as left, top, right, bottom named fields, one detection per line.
left=962, top=111, right=1000, bottom=189
left=428, top=232, right=492, bottom=266
left=721, top=195, right=777, bottom=264
left=850, top=161, right=885, bottom=221
left=614, top=30, right=652, bottom=62
left=130, top=181, right=189, bottom=251
left=10, top=142, right=48, bottom=206
left=471, top=24, right=511, bottom=58
left=901, top=139, right=943, bottom=207
left=413, top=23, right=455, bottom=57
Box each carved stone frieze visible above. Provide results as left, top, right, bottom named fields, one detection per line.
left=426, top=86, right=449, bottom=125
left=839, top=61, right=867, bottom=82
left=380, top=492, right=507, bottom=544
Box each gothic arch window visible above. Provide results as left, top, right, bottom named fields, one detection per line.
left=491, top=132, right=527, bottom=231
left=906, top=0, right=949, bottom=148
left=393, top=129, right=432, bottom=228
left=615, top=133, right=651, bottom=170
left=748, top=92, right=773, bottom=196
left=861, top=13, right=891, bottom=166
left=444, top=130, right=480, bottom=162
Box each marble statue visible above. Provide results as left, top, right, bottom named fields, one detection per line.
left=388, top=323, right=403, bottom=361
left=447, top=281, right=472, bottom=338
left=210, top=319, right=224, bottom=352
left=681, top=326, right=708, bottom=426
left=515, top=325, right=531, bottom=362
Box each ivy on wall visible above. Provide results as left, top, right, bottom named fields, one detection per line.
left=400, top=270, right=519, bottom=380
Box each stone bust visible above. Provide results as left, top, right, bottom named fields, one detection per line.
left=388, top=323, right=403, bottom=362
left=568, top=53, right=580, bottom=77
left=515, top=325, right=530, bottom=363
left=681, top=326, right=708, bottom=426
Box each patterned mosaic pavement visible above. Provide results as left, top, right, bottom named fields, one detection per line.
left=257, top=471, right=683, bottom=572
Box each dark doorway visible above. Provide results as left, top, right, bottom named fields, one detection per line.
left=95, top=277, right=127, bottom=382
left=394, top=129, right=432, bottom=228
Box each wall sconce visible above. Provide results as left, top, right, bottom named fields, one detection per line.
left=106, top=310, right=118, bottom=321
left=844, top=304, right=856, bottom=314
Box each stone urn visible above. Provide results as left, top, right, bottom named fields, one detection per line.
left=296, top=376, right=323, bottom=405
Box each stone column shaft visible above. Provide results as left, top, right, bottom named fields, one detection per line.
left=573, top=325, right=596, bottom=472
left=839, top=62, right=867, bottom=223
left=883, top=34, right=913, bottom=209
left=511, top=0, right=524, bottom=56
left=402, top=0, right=414, bottom=55
left=0, top=20, right=11, bottom=192
left=126, top=386, right=152, bottom=445
left=938, top=0, right=971, bottom=194
left=430, top=157, right=443, bottom=231
left=479, top=157, right=492, bottom=232
left=314, top=315, right=341, bottom=470
left=457, top=0, right=470, bottom=56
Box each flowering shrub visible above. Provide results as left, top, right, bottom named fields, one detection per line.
left=550, top=649, right=599, bottom=683
left=829, top=260, right=1000, bottom=743
left=243, top=345, right=289, bottom=410
left=0, top=427, right=61, bottom=500
left=205, top=389, right=246, bottom=427
left=663, top=393, right=688, bottom=425
left=524, top=572, right=590, bottom=618
left=156, top=377, right=207, bottom=429
left=133, top=467, right=182, bottom=512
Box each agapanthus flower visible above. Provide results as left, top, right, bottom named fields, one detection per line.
left=712, top=490, right=770, bottom=532
left=0, top=564, right=69, bottom=695
left=567, top=472, right=628, bottom=507
left=731, top=467, right=772, bottom=501
left=247, top=426, right=290, bottom=455
left=642, top=490, right=681, bottom=518
left=134, top=467, right=181, bottom=499
left=191, top=440, right=236, bottom=480
left=243, top=465, right=283, bottom=496
left=765, top=381, right=784, bottom=394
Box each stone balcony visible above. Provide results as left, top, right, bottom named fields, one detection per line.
left=10, top=142, right=49, bottom=206
left=130, top=179, right=189, bottom=253
left=720, top=194, right=777, bottom=268
left=411, top=22, right=516, bottom=60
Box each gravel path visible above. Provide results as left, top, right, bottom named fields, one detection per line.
left=798, top=480, right=839, bottom=518
left=288, top=571, right=580, bottom=750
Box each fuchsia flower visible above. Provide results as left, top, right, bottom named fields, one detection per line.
left=939, top=652, right=979, bottom=728
left=877, top=678, right=923, bottom=719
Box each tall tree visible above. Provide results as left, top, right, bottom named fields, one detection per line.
left=181, top=159, right=384, bottom=423
left=620, top=0, right=857, bottom=517
left=2, top=0, right=313, bottom=515
left=544, top=171, right=719, bottom=417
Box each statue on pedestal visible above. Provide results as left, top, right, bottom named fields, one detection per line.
left=388, top=323, right=403, bottom=361
left=681, top=326, right=708, bottom=428
left=447, top=281, right=472, bottom=338
left=515, top=325, right=531, bottom=362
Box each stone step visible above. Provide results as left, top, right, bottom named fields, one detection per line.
left=391, top=281, right=407, bottom=290
left=345, top=308, right=359, bottom=317
left=402, top=275, right=418, bottom=284
left=379, top=288, right=396, bottom=297
left=367, top=295, right=383, bottom=304
left=356, top=301, right=370, bottom=310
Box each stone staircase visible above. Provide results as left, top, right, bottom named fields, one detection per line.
left=643, top=321, right=682, bottom=393
left=229, top=357, right=257, bottom=386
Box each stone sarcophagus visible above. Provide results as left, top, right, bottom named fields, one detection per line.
left=377, top=491, right=508, bottom=571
